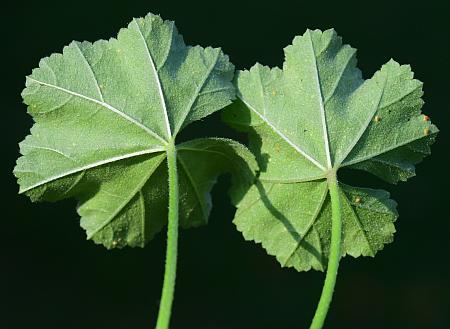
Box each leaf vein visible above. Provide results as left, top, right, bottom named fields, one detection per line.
left=178, top=155, right=208, bottom=220
left=342, top=191, right=375, bottom=256
left=87, top=154, right=166, bottom=239
left=22, top=144, right=76, bottom=162
left=337, top=74, right=387, bottom=166
left=26, top=77, right=167, bottom=144
left=341, top=129, right=433, bottom=167
left=73, top=42, right=104, bottom=101
left=19, top=147, right=165, bottom=193
left=175, top=49, right=221, bottom=134
left=282, top=184, right=328, bottom=265
left=307, top=31, right=332, bottom=168
left=133, top=18, right=172, bottom=137
left=324, top=49, right=356, bottom=104
left=237, top=95, right=326, bottom=171
left=158, top=21, right=174, bottom=70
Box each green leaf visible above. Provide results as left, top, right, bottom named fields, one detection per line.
left=14, top=13, right=257, bottom=249
left=223, top=29, right=438, bottom=271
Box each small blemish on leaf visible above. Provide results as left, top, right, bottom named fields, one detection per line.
left=424, top=128, right=430, bottom=136
left=354, top=196, right=362, bottom=204
left=423, top=115, right=430, bottom=121
left=374, top=115, right=381, bottom=122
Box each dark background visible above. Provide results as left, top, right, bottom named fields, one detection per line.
left=3, top=1, right=449, bottom=329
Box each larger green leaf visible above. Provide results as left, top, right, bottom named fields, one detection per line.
left=14, top=13, right=257, bottom=248
left=223, top=29, right=438, bottom=271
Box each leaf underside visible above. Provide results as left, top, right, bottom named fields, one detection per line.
left=14, top=13, right=257, bottom=248
left=223, top=29, right=438, bottom=271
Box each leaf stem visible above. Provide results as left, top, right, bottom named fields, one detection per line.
left=309, top=172, right=342, bottom=329
left=155, top=140, right=179, bottom=329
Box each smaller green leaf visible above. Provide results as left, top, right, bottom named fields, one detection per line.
left=224, top=28, right=438, bottom=271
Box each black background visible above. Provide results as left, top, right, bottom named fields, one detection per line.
left=3, top=1, right=449, bottom=329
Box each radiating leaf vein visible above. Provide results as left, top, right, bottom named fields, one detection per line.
left=283, top=184, right=328, bottom=266
left=342, top=192, right=375, bottom=256
left=237, top=96, right=326, bottom=171
left=337, top=76, right=387, bottom=166
left=323, top=48, right=356, bottom=104
left=22, top=144, right=76, bottom=162
left=87, top=154, right=166, bottom=239
left=73, top=42, right=104, bottom=101
left=341, top=134, right=431, bottom=167
left=175, top=49, right=221, bottom=134
left=178, top=155, right=207, bottom=219
left=19, top=147, right=165, bottom=193
left=27, top=78, right=167, bottom=144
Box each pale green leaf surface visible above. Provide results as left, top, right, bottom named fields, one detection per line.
left=15, top=13, right=256, bottom=248
left=223, top=29, right=437, bottom=271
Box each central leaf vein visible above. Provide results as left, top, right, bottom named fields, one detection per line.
left=307, top=31, right=332, bottom=169
left=133, top=18, right=172, bottom=138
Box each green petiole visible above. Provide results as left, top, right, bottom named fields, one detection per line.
left=309, top=172, right=342, bottom=329
left=155, top=140, right=179, bottom=329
